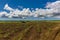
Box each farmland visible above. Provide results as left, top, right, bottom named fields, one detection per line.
left=0, top=21, right=60, bottom=40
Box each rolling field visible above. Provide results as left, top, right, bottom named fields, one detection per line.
left=0, top=21, right=60, bottom=40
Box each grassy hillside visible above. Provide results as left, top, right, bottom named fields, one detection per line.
left=0, top=21, right=60, bottom=40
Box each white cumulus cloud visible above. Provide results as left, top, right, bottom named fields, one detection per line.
left=0, top=1, right=60, bottom=19
left=4, top=4, right=14, bottom=11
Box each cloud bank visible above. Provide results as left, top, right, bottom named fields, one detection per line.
left=0, top=1, right=60, bottom=19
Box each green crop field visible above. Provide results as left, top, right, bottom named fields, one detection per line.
left=0, top=21, right=60, bottom=40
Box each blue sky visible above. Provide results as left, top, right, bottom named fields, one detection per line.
left=0, top=0, right=56, bottom=10
left=0, top=0, right=60, bottom=20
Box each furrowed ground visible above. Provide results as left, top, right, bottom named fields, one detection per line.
left=0, top=21, right=60, bottom=40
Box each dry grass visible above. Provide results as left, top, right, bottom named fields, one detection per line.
left=0, top=21, right=59, bottom=40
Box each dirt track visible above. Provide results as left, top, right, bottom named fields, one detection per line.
left=0, top=21, right=60, bottom=40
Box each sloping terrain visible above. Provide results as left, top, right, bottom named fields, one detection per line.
left=0, top=21, right=60, bottom=40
